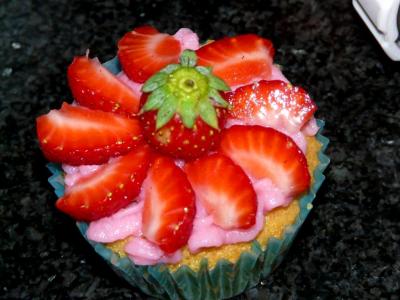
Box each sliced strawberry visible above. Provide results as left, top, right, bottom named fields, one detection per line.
left=185, top=153, right=257, bottom=230
left=196, top=34, right=274, bottom=87
left=67, top=56, right=141, bottom=116
left=56, top=145, right=152, bottom=221
left=36, top=103, right=143, bottom=165
left=142, top=156, right=196, bottom=253
left=118, top=26, right=182, bottom=83
left=219, top=125, right=310, bottom=197
left=225, top=80, right=317, bottom=132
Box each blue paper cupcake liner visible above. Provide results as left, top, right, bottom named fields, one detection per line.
left=47, top=57, right=330, bottom=299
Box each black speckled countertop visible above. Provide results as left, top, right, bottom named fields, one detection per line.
left=1, top=0, right=400, bottom=299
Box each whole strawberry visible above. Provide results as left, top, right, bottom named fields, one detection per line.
left=139, top=50, right=230, bottom=160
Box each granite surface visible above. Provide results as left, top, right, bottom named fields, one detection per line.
left=1, top=0, right=400, bottom=299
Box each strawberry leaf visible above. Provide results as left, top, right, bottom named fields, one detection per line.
left=196, top=66, right=212, bottom=76
left=179, top=98, right=197, bottom=128
left=142, top=72, right=168, bottom=92
left=160, top=64, right=180, bottom=74
left=209, top=89, right=229, bottom=108
left=156, top=93, right=177, bottom=129
left=141, top=88, right=166, bottom=112
left=180, top=50, right=197, bottom=67
left=208, top=74, right=230, bottom=91
left=199, top=98, right=218, bottom=129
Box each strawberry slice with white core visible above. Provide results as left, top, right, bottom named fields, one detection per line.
left=185, top=153, right=257, bottom=230
left=196, top=34, right=274, bottom=87
left=219, top=125, right=310, bottom=197
left=68, top=56, right=141, bottom=116
left=36, top=103, right=143, bottom=165
left=224, top=80, right=317, bottom=133
left=125, top=237, right=183, bottom=265
left=142, top=156, right=196, bottom=253
left=118, top=26, right=182, bottom=83
left=56, top=145, right=152, bottom=221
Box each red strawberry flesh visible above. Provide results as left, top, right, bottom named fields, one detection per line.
left=118, top=26, right=182, bottom=83
left=219, top=125, right=310, bottom=197
left=56, top=145, right=152, bottom=221
left=142, top=156, right=196, bottom=253
left=225, top=80, right=317, bottom=132
left=197, top=34, right=274, bottom=87
left=36, top=103, right=143, bottom=165
left=67, top=56, right=141, bottom=116
left=185, top=153, right=257, bottom=229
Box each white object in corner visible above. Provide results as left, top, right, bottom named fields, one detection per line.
left=353, top=0, right=400, bottom=60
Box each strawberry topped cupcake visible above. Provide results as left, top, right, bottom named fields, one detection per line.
left=37, top=26, right=329, bottom=299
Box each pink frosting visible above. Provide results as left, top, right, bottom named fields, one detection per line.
left=288, top=131, right=307, bottom=154
left=86, top=201, right=143, bottom=243
left=302, top=117, right=319, bottom=136
left=87, top=177, right=182, bottom=265
left=86, top=174, right=151, bottom=242
left=85, top=172, right=289, bottom=259
left=253, top=178, right=290, bottom=212
left=187, top=173, right=290, bottom=252
left=270, top=65, right=289, bottom=83
left=125, top=237, right=182, bottom=265
left=188, top=197, right=265, bottom=252
left=63, top=164, right=100, bottom=188
left=173, top=28, right=200, bottom=51
left=117, top=72, right=143, bottom=97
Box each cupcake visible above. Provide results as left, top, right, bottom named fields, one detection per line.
left=38, top=26, right=329, bottom=299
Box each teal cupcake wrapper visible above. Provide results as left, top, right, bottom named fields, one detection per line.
left=47, top=57, right=330, bottom=299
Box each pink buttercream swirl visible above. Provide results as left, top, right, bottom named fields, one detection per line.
left=173, top=28, right=200, bottom=51
left=125, top=237, right=182, bottom=265
left=63, top=164, right=100, bottom=189
left=87, top=201, right=144, bottom=243
left=188, top=197, right=265, bottom=252
left=117, top=72, right=143, bottom=97
left=86, top=179, right=182, bottom=264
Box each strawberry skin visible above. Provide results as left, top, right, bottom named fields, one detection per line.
left=36, top=103, right=143, bottom=165
left=67, top=56, right=141, bottom=116
left=142, top=156, right=196, bottom=253
left=185, top=153, right=257, bottom=230
left=118, top=26, right=182, bottom=83
left=196, top=34, right=274, bottom=87
left=140, top=106, right=225, bottom=160
left=219, top=125, right=310, bottom=197
left=56, top=145, right=152, bottom=221
left=225, top=80, right=317, bottom=132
